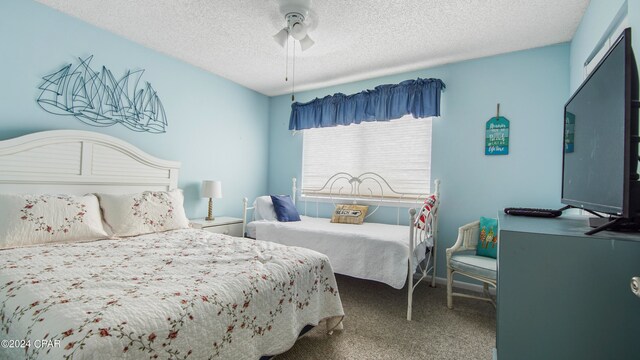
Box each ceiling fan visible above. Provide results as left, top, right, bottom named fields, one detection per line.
left=272, top=0, right=315, bottom=51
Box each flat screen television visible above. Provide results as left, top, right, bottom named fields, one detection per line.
left=562, top=27, right=639, bottom=233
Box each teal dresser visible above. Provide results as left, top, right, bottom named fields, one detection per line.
left=497, top=213, right=640, bottom=360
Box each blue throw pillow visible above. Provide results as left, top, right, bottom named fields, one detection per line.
left=476, top=217, right=498, bottom=258
left=270, top=195, right=301, bottom=222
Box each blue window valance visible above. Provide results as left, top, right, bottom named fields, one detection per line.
left=289, top=78, right=445, bottom=131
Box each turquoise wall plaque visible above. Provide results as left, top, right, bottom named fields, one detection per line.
left=485, top=116, right=510, bottom=155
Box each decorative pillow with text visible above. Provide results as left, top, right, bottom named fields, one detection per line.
left=330, top=204, right=369, bottom=225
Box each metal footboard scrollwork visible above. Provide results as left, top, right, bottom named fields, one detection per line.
left=407, top=190, right=439, bottom=320
left=299, top=172, right=430, bottom=222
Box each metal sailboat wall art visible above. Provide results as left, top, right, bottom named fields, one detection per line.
left=36, top=55, right=168, bottom=134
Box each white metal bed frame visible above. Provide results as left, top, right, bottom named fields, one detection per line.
left=243, top=172, right=440, bottom=321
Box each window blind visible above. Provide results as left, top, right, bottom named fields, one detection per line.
left=302, top=115, right=432, bottom=198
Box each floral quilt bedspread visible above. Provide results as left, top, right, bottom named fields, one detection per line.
left=0, top=229, right=344, bottom=359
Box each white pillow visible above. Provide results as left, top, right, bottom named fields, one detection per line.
left=98, top=189, right=190, bottom=237
left=0, top=194, right=109, bottom=249
left=253, top=196, right=278, bottom=221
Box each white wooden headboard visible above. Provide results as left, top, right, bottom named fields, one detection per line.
left=0, top=130, right=180, bottom=195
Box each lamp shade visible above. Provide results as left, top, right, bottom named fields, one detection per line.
left=201, top=180, right=222, bottom=198
left=290, top=22, right=307, bottom=41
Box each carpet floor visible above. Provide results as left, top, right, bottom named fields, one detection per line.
left=276, top=275, right=496, bottom=360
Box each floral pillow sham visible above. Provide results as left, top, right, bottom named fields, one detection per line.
left=97, top=189, right=190, bottom=237
left=0, top=193, right=109, bottom=249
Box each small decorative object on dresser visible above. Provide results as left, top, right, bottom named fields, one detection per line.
left=190, top=217, right=243, bottom=237
left=201, top=180, right=222, bottom=220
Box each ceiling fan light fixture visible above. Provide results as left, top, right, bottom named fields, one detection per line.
left=289, top=21, right=307, bottom=41
left=299, top=35, right=315, bottom=51
left=274, top=0, right=316, bottom=101
left=273, top=28, right=289, bottom=48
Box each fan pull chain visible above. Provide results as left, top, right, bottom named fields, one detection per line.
left=285, top=35, right=289, bottom=82
left=291, top=42, right=296, bottom=102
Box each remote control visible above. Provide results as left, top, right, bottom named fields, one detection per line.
left=503, top=207, right=562, bottom=218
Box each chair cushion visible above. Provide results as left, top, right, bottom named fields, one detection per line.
left=450, top=254, right=497, bottom=280
left=476, top=216, right=498, bottom=258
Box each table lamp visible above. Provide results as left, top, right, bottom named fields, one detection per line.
left=201, top=180, right=222, bottom=221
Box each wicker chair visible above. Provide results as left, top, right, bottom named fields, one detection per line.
left=446, top=220, right=497, bottom=309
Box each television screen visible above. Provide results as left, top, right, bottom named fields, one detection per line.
left=562, top=30, right=629, bottom=216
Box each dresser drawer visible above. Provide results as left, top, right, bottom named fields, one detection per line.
left=203, top=223, right=243, bottom=237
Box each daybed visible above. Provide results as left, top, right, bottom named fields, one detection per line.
left=0, top=130, right=344, bottom=359
left=243, top=174, right=440, bottom=320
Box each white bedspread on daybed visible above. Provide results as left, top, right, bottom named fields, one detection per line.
left=249, top=216, right=429, bottom=289
left=0, top=229, right=344, bottom=360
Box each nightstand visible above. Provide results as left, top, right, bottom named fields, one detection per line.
left=190, top=217, right=243, bottom=237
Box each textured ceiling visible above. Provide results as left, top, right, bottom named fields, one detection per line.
left=35, top=0, right=589, bottom=96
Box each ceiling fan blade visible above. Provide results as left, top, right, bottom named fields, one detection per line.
left=273, top=28, right=289, bottom=48
left=299, top=34, right=315, bottom=51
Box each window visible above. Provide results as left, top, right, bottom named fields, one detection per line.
left=302, top=115, right=432, bottom=200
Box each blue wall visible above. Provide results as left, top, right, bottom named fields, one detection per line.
left=0, top=0, right=270, bottom=219
left=268, top=44, right=570, bottom=278
left=570, top=0, right=640, bottom=93
left=1, top=0, right=594, bottom=282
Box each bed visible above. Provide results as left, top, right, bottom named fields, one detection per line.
left=0, top=130, right=344, bottom=359
left=243, top=174, right=440, bottom=321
